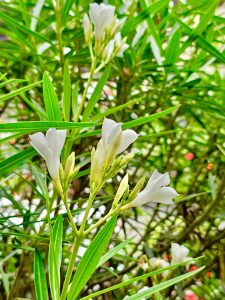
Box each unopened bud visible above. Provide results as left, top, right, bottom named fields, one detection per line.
left=128, top=176, right=145, bottom=202
left=83, top=14, right=92, bottom=43
left=64, top=152, right=75, bottom=181
left=113, top=174, right=129, bottom=208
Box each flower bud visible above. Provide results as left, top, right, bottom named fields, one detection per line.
left=83, top=14, right=92, bottom=43
left=64, top=152, right=75, bottom=182
left=128, top=176, right=146, bottom=202
left=113, top=174, right=129, bottom=208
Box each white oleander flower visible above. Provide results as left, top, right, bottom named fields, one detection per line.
left=101, top=118, right=138, bottom=158
left=171, top=243, right=191, bottom=265
left=91, top=118, right=138, bottom=181
left=29, top=128, right=66, bottom=180
left=125, top=170, right=179, bottom=208
left=89, top=3, right=115, bottom=40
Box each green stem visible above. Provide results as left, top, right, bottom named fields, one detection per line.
left=63, top=195, right=79, bottom=236
left=60, top=235, right=82, bottom=300
left=46, top=199, right=61, bottom=300
left=84, top=205, right=121, bottom=236
left=75, top=58, right=97, bottom=122
left=55, top=0, right=64, bottom=71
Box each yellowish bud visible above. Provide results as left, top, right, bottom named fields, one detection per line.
left=64, top=152, right=75, bottom=181
left=128, top=176, right=146, bottom=202
left=112, top=174, right=129, bottom=208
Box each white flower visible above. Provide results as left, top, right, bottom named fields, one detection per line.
left=101, top=118, right=138, bottom=157
left=127, top=170, right=179, bottom=207
left=171, top=243, right=191, bottom=265
left=29, top=128, right=66, bottom=180
left=89, top=3, right=115, bottom=39
left=91, top=118, right=138, bottom=180
left=150, top=257, right=170, bottom=277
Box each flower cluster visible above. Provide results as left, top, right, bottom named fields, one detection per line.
left=29, top=118, right=179, bottom=208
left=83, top=3, right=128, bottom=62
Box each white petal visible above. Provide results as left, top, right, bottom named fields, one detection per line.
left=128, top=190, right=151, bottom=207
left=146, top=171, right=170, bottom=191
left=116, top=129, right=138, bottom=154
left=102, top=118, right=120, bottom=145
left=83, top=13, right=91, bottom=34
left=29, top=132, right=50, bottom=160
left=46, top=128, right=66, bottom=158
left=149, top=187, right=179, bottom=204
left=107, top=123, right=122, bottom=146
left=89, top=3, right=100, bottom=25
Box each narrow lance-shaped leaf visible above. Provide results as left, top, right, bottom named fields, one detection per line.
left=165, top=29, right=180, bottom=65
left=43, top=72, right=62, bottom=121
left=49, top=215, right=63, bottom=300
left=34, top=249, right=49, bottom=300
left=0, top=121, right=96, bottom=132
left=124, top=267, right=205, bottom=300
left=0, top=147, right=36, bottom=174
left=63, top=60, right=71, bottom=121
left=0, top=81, right=41, bottom=103
left=68, top=214, right=118, bottom=300
left=82, top=65, right=111, bottom=121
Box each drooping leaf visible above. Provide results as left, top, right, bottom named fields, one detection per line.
left=68, top=214, right=118, bottom=299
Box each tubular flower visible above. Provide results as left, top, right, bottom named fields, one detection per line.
left=125, top=170, right=179, bottom=208
left=89, top=3, right=115, bottom=40
left=29, top=128, right=66, bottom=180
left=91, top=118, right=138, bottom=181
left=171, top=243, right=191, bottom=265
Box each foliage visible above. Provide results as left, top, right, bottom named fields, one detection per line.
left=0, top=0, right=225, bottom=299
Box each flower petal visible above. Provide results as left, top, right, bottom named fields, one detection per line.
left=46, top=128, right=66, bottom=158
left=102, top=118, right=122, bottom=146
left=116, top=129, right=138, bottom=154
left=150, top=187, right=179, bottom=204
left=89, top=3, right=100, bottom=25
left=29, top=132, right=50, bottom=160
left=146, top=170, right=170, bottom=191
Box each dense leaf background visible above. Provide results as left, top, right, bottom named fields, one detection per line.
left=0, top=0, right=225, bottom=299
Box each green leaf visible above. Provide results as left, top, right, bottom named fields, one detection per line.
left=165, top=29, right=180, bottom=65
left=0, top=121, right=96, bottom=132
left=0, top=11, right=50, bottom=43
left=83, top=65, right=111, bottom=121
left=63, top=60, right=71, bottom=121
left=49, top=215, right=63, bottom=300
left=0, top=147, right=36, bottom=174
left=0, top=81, right=41, bottom=103
left=91, top=97, right=144, bottom=121
left=79, top=105, right=180, bottom=139
left=80, top=258, right=204, bottom=300
left=176, top=18, right=225, bottom=63
left=34, top=250, right=49, bottom=300
left=68, top=214, right=118, bottom=300
left=97, top=236, right=134, bottom=268
left=61, top=0, right=74, bottom=26
left=123, top=105, right=180, bottom=129
left=72, top=83, right=79, bottom=121
left=43, top=72, right=62, bottom=121
left=122, top=0, right=169, bottom=36
left=124, top=267, right=204, bottom=300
